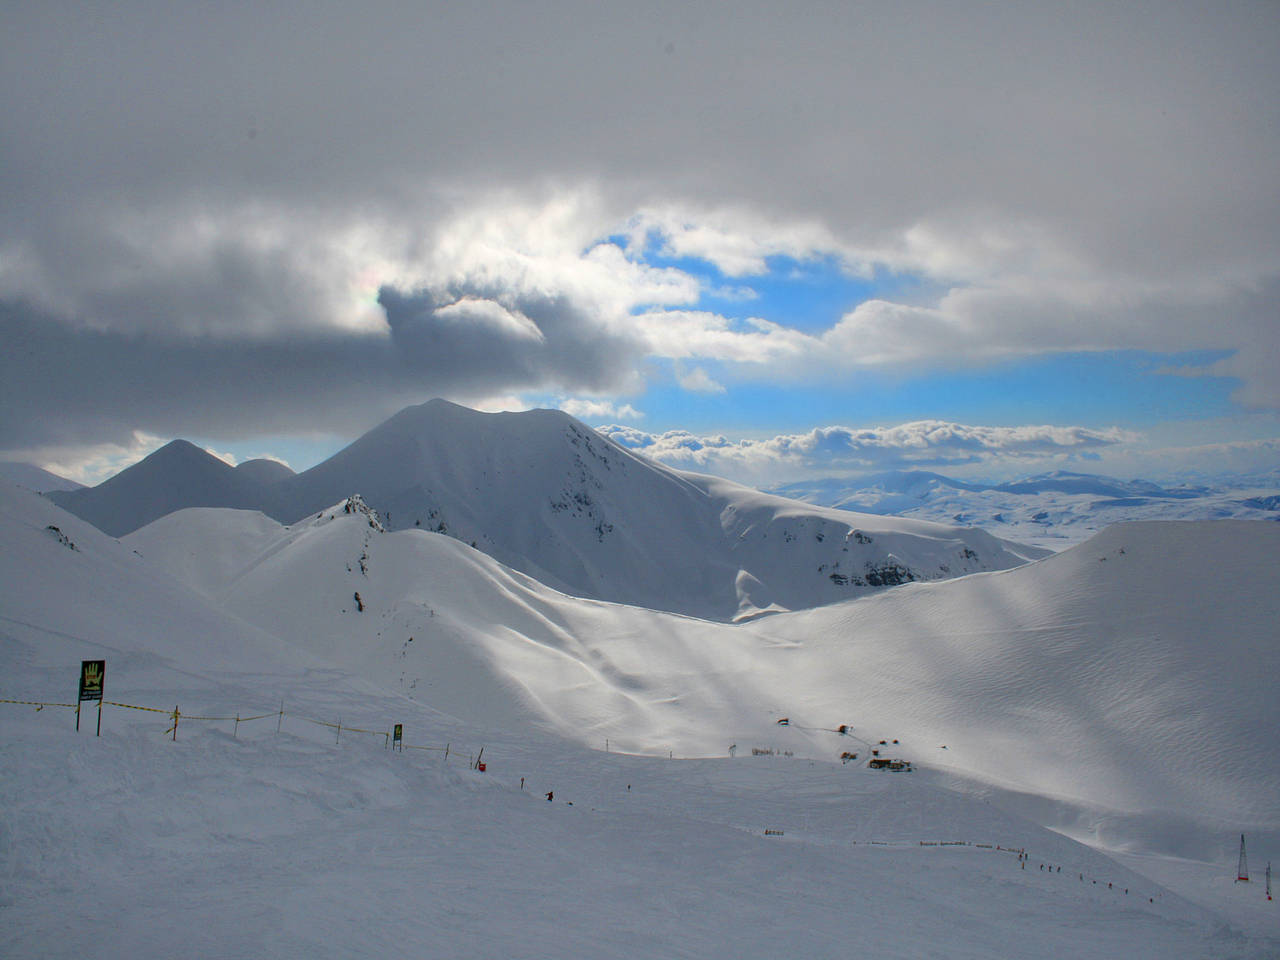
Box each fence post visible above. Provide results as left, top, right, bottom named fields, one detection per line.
left=277, top=700, right=283, bottom=734
left=234, top=714, right=240, bottom=739
left=336, top=718, right=342, bottom=744
left=171, top=705, right=179, bottom=742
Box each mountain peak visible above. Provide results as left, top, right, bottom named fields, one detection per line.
left=49, top=438, right=268, bottom=537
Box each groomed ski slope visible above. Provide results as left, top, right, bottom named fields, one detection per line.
left=3, top=480, right=1277, bottom=957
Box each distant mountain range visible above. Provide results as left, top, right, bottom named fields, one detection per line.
left=46, top=400, right=1043, bottom=621
left=772, top=468, right=1280, bottom=549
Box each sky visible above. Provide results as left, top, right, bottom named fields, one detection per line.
left=2, top=2, right=1278, bottom=487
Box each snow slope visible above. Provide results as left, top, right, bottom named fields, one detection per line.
left=3, top=479, right=1274, bottom=958
left=0, top=460, right=83, bottom=493
left=126, top=496, right=1280, bottom=866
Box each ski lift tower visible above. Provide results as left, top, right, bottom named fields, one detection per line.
left=1236, top=834, right=1249, bottom=883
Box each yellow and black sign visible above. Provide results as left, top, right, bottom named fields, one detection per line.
left=78, top=660, right=105, bottom=702
left=392, top=723, right=403, bottom=749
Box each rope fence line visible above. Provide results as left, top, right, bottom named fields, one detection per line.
left=0, top=697, right=78, bottom=710
left=2, top=691, right=476, bottom=761
left=843, top=837, right=1169, bottom=906
left=102, top=700, right=171, bottom=714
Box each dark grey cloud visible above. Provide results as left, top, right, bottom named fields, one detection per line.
left=0, top=288, right=638, bottom=450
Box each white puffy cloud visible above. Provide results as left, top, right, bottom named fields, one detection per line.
left=557, top=398, right=644, bottom=421
left=623, top=206, right=848, bottom=278
left=674, top=366, right=726, bottom=394
left=631, top=310, right=810, bottom=366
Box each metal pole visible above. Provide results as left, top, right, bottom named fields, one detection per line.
left=96, top=699, right=102, bottom=737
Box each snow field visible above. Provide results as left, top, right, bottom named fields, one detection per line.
left=3, top=479, right=1278, bottom=956
left=0, top=643, right=1260, bottom=960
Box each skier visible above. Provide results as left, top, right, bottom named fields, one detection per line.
left=545, top=790, right=553, bottom=802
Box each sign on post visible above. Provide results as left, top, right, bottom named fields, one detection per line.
left=392, top=723, right=403, bottom=751
left=76, top=660, right=105, bottom=735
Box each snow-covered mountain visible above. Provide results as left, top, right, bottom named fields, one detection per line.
left=48, top=439, right=276, bottom=537
left=774, top=468, right=1280, bottom=550
left=52, top=400, right=1046, bottom=620
left=232, top=456, right=296, bottom=486
left=0, top=460, right=83, bottom=493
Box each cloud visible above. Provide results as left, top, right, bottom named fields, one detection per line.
left=598, top=420, right=1137, bottom=483
left=674, top=366, right=726, bottom=394
left=1, top=1, right=1277, bottom=459
left=556, top=398, right=644, bottom=421
left=431, top=297, right=546, bottom=343
left=0, top=285, right=641, bottom=452
left=4, top=431, right=169, bottom=487
left=624, top=206, right=845, bottom=277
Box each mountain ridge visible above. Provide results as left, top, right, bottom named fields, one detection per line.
left=51, top=400, right=1046, bottom=620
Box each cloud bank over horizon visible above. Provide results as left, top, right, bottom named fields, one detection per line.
left=597, top=420, right=1139, bottom=484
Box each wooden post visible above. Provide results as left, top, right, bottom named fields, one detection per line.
left=171, top=705, right=179, bottom=742
left=96, top=699, right=102, bottom=737
left=336, top=718, right=342, bottom=744
left=234, top=714, right=240, bottom=739
left=277, top=700, right=283, bottom=734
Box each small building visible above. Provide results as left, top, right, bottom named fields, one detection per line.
left=868, top=757, right=912, bottom=772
